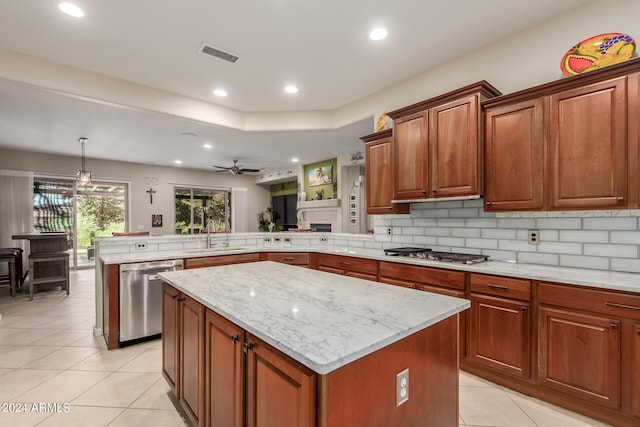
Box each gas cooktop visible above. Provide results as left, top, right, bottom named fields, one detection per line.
left=383, top=247, right=489, bottom=264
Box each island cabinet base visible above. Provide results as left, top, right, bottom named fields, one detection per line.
left=318, top=314, right=459, bottom=427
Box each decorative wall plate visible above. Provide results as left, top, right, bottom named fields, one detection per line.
left=561, top=32, right=636, bottom=76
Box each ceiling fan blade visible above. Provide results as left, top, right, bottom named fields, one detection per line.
left=240, top=168, right=260, bottom=173
left=213, top=165, right=231, bottom=170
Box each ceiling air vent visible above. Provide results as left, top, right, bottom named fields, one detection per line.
left=201, top=44, right=239, bottom=63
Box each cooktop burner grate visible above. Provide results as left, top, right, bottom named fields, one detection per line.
left=384, top=247, right=489, bottom=264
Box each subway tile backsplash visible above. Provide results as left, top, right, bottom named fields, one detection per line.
left=372, top=199, right=640, bottom=274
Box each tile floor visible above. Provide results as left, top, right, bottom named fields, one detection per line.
left=0, top=269, right=612, bottom=427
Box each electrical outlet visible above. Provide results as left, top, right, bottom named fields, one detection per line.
left=528, top=229, right=540, bottom=245
left=387, top=226, right=393, bottom=236
left=396, top=368, right=409, bottom=407
left=135, top=242, right=147, bottom=250
left=320, top=236, right=328, bottom=245
left=263, top=237, right=272, bottom=245
left=273, top=237, right=282, bottom=245
left=283, top=237, right=292, bottom=246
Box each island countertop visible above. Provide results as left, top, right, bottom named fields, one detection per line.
left=158, top=261, right=469, bottom=375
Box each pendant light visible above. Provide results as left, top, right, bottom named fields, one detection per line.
left=76, top=137, right=92, bottom=184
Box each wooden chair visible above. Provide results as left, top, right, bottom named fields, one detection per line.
left=0, top=248, right=24, bottom=297
left=28, top=252, right=69, bottom=301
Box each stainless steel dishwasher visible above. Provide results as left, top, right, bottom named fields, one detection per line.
left=119, top=259, right=183, bottom=344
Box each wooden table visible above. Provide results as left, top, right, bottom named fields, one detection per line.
left=12, top=232, right=69, bottom=253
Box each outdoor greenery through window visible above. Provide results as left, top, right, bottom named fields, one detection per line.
left=175, top=188, right=230, bottom=234
left=33, top=178, right=127, bottom=267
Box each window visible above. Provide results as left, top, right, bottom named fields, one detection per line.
left=175, top=187, right=231, bottom=234
left=33, top=178, right=128, bottom=268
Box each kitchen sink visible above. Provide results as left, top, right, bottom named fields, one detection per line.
left=183, top=247, right=247, bottom=253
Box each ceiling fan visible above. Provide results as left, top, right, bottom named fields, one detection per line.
left=212, top=159, right=260, bottom=175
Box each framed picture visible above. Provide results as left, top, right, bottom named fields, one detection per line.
left=152, top=214, right=163, bottom=227
left=308, top=165, right=333, bottom=186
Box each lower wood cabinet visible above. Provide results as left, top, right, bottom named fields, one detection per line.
left=317, top=254, right=377, bottom=281
left=468, top=274, right=531, bottom=379
left=538, top=305, right=620, bottom=409
left=162, top=283, right=204, bottom=426
left=245, top=333, right=316, bottom=427
left=265, top=252, right=310, bottom=267
left=205, top=310, right=244, bottom=427
left=633, top=322, right=640, bottom=418
left=184, top=253, right=260, bottom=269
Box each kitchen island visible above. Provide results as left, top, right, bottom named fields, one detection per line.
left=159, top=261, right=470, bottom=427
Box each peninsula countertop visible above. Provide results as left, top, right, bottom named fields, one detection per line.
left=158, top=261, right=470, bottom=375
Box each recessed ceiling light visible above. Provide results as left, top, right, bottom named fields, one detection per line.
left=284, top=85, right=298, bottom=94
left=369, top=28, right=387, bottom=41
left=58, top=2, right=84, bottom=18
left=213, top=89, right=227, bottom=97
left=174, top=160, right=182, bottom=165
left=291, top=157, right=299, bottom=163
left=203, top=143, right=213, bottom=149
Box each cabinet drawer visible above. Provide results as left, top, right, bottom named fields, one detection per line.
left=470, top=274, right=530, bottom=301
left=317, top=254, right=378, bottom=275
left=379, top=261, right=465, bottom=290
left=266, top=252, right=309, bottom=266
left=184, top=253, right=260, bottom=269
left=539, top=282, right=640, bottom=319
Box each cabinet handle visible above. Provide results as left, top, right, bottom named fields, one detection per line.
left=488, top=284, right=509, bottom=290
left=636, top=326, right=640, bottom=337
left=282, top=257, right=295, bottom=261
left=231, top=335, right=240, bottom=344
left=176, top=297, right=185, bottom=302
left=521, top=306, right=528, bottom=313
left=485, top=201, right=492, bottom=207
left=171, top=294, right=178, bottom=300
left=610, top=322, right=618, bottom=330
left=432, top=189, right=437, bottom=193
left=338, top=261, right=351, bottom=266
left=243, top=342, right=254, bottom=353
left=422, top=189, right=427, bottom=194
left=616, top=196, right=624, bottom=202
left=605, top=302, right=640, bottom=311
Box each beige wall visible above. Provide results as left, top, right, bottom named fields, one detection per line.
left=0, top=148, right=270, bottom=234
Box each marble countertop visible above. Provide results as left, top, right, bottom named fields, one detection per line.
left=101, top=245, right=640, bottom=294
left=158, top=261, right=469, bottom=375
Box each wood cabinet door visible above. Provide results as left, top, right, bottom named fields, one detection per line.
left=180, top=294, right=205, bottom=426
left=430, top=95, right=479, bottom=197
left=393, top=112, right=429, bottom=199
left=245, top=334, right=316, bottom=427
left=549, top=77, right=627, bottom=209
left=366, top=136, right=400, bottom=213
left=266, top=252, right=310, bottom=266
left=469, top=294, right=531, bottom=379
left=484, top=98, right=544, bottom=211
left=162, top=283, right=180, bottom=394
left=633, top=323, right=640, bottom=418
left=538, top=306, right=621, bottom=409
left=205, top=310, right=244, bottom=427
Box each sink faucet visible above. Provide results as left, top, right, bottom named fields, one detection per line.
left=206, top=219, right=215, bottom=248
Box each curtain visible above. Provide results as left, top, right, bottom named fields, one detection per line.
left=231, top=187, right=248, bottom=233
left=0, top=169, right=34, bottom=275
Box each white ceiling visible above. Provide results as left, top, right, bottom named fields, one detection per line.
left=0, top=0, right=590, bottom=172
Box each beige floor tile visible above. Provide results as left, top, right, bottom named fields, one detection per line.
left=69, top=346, right=150, bottom=371
left=72, top=372, right=161, bottom=407
left=459, top=371, right=501, bottom=387
left=506, top=389, right=613, bottom=427
left=0, top=369, right=60, bottom=401
left=0, top=406, right=53, bottom=427
left=22, top=346, right=100, bottom=370
left=31, top=329, right=93, bottom=346
left=130, top=377, right=177, bottom=410
left=0, top=345, right=61, bottom=368
left=36, top=405, right=123, bottom=427
left=119, top=348, right=162, bottom=373
left=14, top=370, right=111, bottom=406
left=0, top=367, right=11, bottom=378
left=459, top=386, right=537, bottom=427
left=0, top=328, right=61, bottom=346
left=109, top=408, right=190, bottom=427
left=67, top=334, right=108, bottom=349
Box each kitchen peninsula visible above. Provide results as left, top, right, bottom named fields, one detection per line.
left=158, top=261, right=469, bottom=427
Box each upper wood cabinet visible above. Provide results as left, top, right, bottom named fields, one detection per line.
left=549, top=77, right=627, bottom=209
left=387, top=81, right=501, bottom=202
left=484, top=98, right=544, bottom=211
left=484, top=58, right=640, bottom=211
left=360, top=129, right=410, bottom=214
